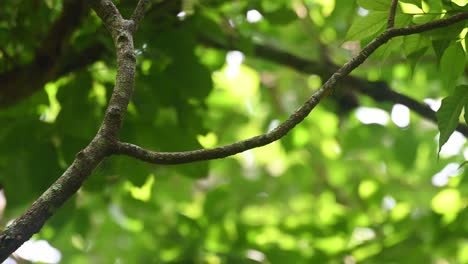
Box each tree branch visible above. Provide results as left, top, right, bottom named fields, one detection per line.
left=0, top=0, right=137, bottom=259
left=0, top=2, right=466, bottom=260
left=252, top=43, right=468, bottom=137
left=130, top=0, right=151, bottom=32
left=387, top=0, right=399, bottom=29
left=202, top=37, right=468, bottom=137
left=112, top=12, right=468, bottom=165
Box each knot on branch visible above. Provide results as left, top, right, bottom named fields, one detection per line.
left=0, top=234, right=13, bottom=243
left=123, top=19, right=136, bottom=32
left=108, top=106, right=120, bottom=117
left=116, top=32, right=130, bottom=49
left=124, top=50, right=137, bottom=61
left=75, top=149, right=86, bottom=159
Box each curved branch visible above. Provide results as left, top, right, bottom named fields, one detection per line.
left=246, top=41, right=468, bottom=137
left=112, top=12, right=468, bottom=165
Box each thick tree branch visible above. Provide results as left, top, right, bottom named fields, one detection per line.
left=0, top=0, right=137, bottom=259
left=112, top=12, right=468, bottom=165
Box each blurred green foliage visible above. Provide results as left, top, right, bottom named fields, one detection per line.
left=1, top=0, right=468, bottom=263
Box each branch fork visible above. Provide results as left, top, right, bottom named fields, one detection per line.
left=0, top=0, right=466, bottom=260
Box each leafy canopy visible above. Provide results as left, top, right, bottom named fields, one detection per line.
left=1, top=0, right=468, bottom=263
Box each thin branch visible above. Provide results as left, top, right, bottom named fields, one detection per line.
left=387, top=0, right=399, bottom=29
left=130, top=0, right=151, bottom=32
left=112, top=12, right=468, bottom=165
left=91, top=0, right=123, bottom=32
left=391, top=12, right=467, bottom=35
left=248, top=42, right=468, bottom=136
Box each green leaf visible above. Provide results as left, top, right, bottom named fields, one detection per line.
left=464, top=91, right=468, bottom=126
left=432, top=188, right=461, bottom=223
left=393, top=130, right=419, bottom=169
left=400, top=0, right=422, bottom=7
left=357, top=0, right=391, bottom=11
left=193, top=12, right=227, bottom=46
left=264, top=7, right=297, bottom=25
left=412, top=14, right=438, bottom=24
left=465, top=35, right=468, bottom=54
left=423, top=21, right=465, bottom=40
left=407, top=47, right=428, bottom=74
left=451, top=0, right=467, bottom=6
left=372, top=38, right=403, bottom=61
left=345, top=12, right=387, bottom=41
left=440, top=42, right=466, bottom=92
left=394, top=13, right=413, bottom=27
left=432, top=40, right=451, bottom=65
left=436, top=85, right=468, bottom=152
left=403, top=34, right=430, bottom=57
left=422, top=0, right=443, bottom=12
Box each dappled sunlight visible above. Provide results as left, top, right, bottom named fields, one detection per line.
left=124, top=174, right=154, bottom=202
left=358, top=7, right=369, bottom=16
left=382, top=195, right=396, bottom=211
left=211, top=54, right=260, bottom=113
left=355, top=107, right=389, bottom=125
left=431, top=163, right=461, bottom=187
left=177, top=11, right=187, bottom=20
left=241, top=204, right=281, bottom=226
left=350, top=227, right=376, bottom=245
left=424, top=98, right=442, bottom=111
left=391, top=104, right=410, bottom=128
left=40, top=80, right=62, bottom=123
left=246, top=249, right=266, bottom=262
left=178, top=192, right=204, bottom=220
left=197, top=132, right=218, bottom=148
left=225, top=51, right=244, bottom=78
left=14, top=239, right=61, bottom=264
left=108, top=203, right=144, bottom=232
left=246, top=10, right=263, bottom=23
left=438, top=132, right=466, bottom=158
left=431, top=188, right=462, bottom=223
left=358, top=180, right=379, bottom=199
left=320, top=138, right=341, bottom=159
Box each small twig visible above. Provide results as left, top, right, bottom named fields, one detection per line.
left=387, top=0, right=399, bottom=28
